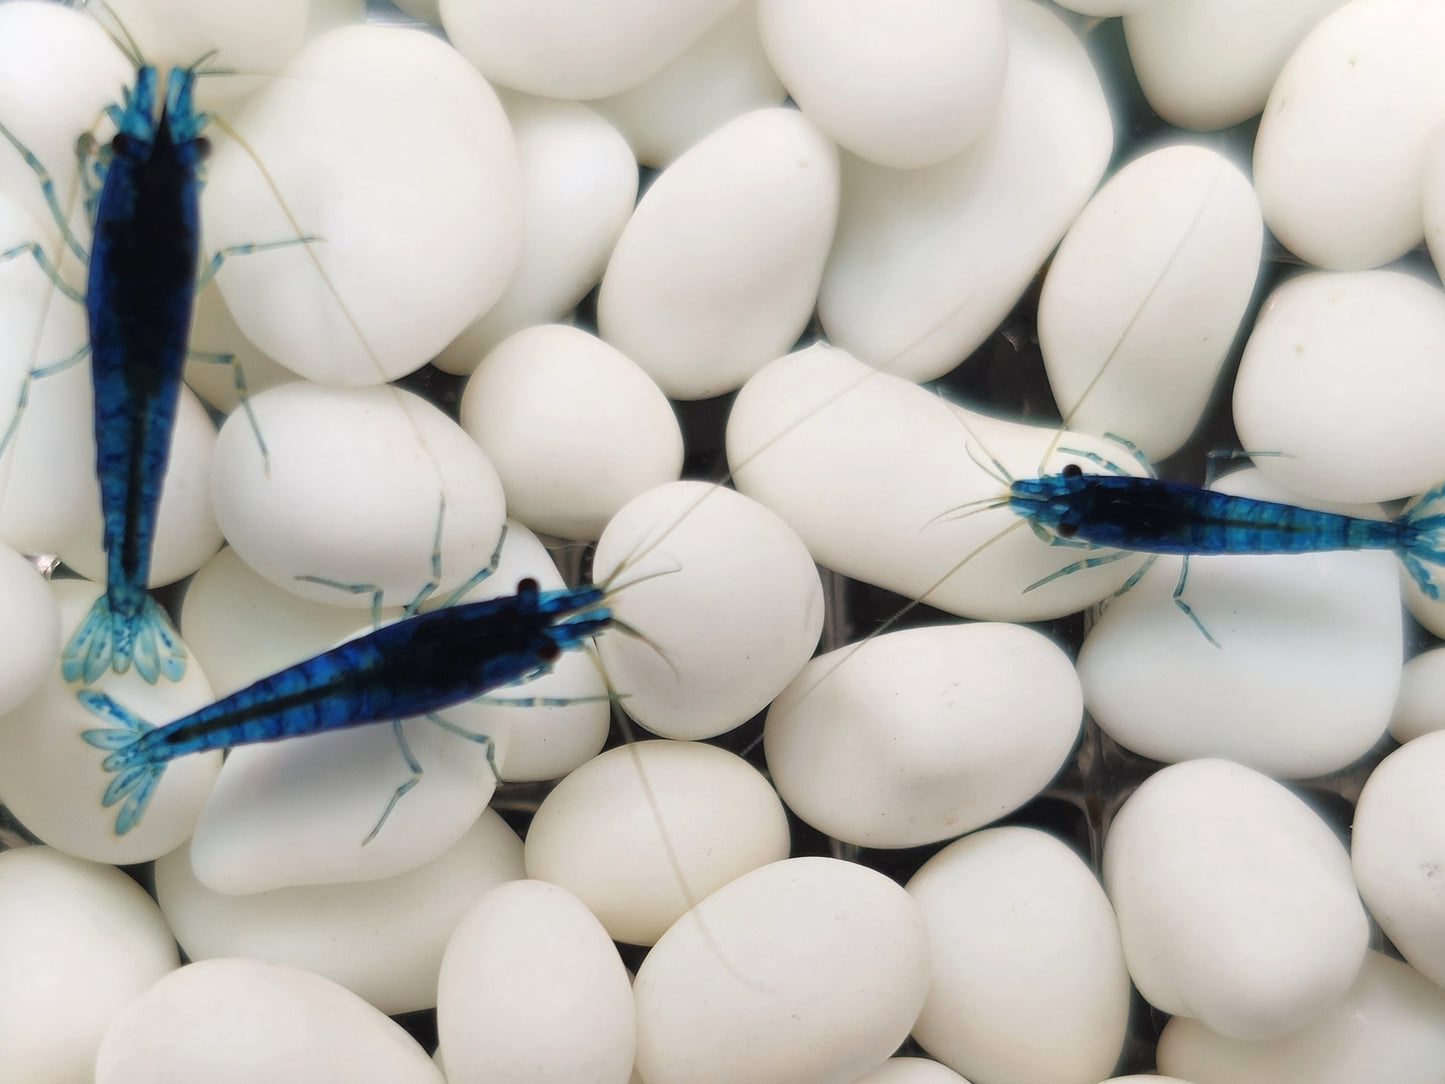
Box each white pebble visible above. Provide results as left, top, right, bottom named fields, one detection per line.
left=1426, top=129, right=1445, bottom=284
left=1078, top=470, right=1401, bottom=778
left=1038, top=144, right=1262, bottom=460
left=1391, top=647, right=1445, bottom=742
left=757, top=0, right=1007, bottom=169
left=1233, top=270, right=1445, bottom=503
left=525, top=740, right=790, bottom=944
left=435, top=94, right=638, bottom=374
left=598, top=107, right=839, bottom=400
left=818, top=0, right=1110, bottom=381
left=0, top=540, right=59, bottom=717
left=459, top=325, right=683, bottom=541
left=592, top=480, right=824, bottom=739
left=590, top=1, right=787, bottom=168
left=94, top=958, right=443, bottom=1084
left=908, top=827, right=1131, bottom=1084
left=156, top=810, right=524, bottom=1015
left=98, top=0, right=311, bottom=80
left=439, top=0, right=739, bottom=99
left=437, top=880, right=635, bottom=1084
left=765, top=623, right=1081, bottom=848
left=852, top=1059, right=973, bottom=1083
left=0, top=847, right=177, bottom=1084
left=203, top=25, right=521, bottom=384
left=184, top=284, right=295, bottom=416
left=1252, top=0, right=1445, bottom=269
left=210, top=381, right=506, bottom=609
left=1123, top=0, right=1350, bottom=130
left=0, top=579, right=218, bottom=864
left=1158, top=952, right=1445, bottom=1083
left=634, top=857, right=930, bottom=1083
left=1104, top=759, right=1369, bottom=1040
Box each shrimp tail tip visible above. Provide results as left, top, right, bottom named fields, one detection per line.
left=77, top=689, right=162, bottom=835
left=63, top=595, right=188, bottom=686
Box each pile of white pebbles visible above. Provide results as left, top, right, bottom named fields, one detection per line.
left=2, top=0, right=1445, bottom=1080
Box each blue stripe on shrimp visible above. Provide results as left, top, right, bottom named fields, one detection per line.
left=78, top=579, right=613, bottom=836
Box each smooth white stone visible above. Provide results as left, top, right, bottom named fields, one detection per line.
left=435, top=94, right=638, bottom=374
left=1426, top=130, right=1445, bottom=285
left=1123, top=0, right=1350, bottom=130
left=0, top=847, right=178, bottom=1084
left=765, top=623, right=1081, bottom=848
left=56, top=386, right=223, bottom=589
left=0, top=580, right=218, bottom=863
left=634, top=857, right=930, bottom=1083
left=210, top=381, right=506, bottom=609
left=525, top=740, right=790, bottom=945
left=758, top=0, right=1006, bottom=169
left=818, top=0, right=1110, bottom=382
left=1158, top=952, right=1445, bottom=1084
left=598, top=107, right=838, bottom=400
left=908, top=827, right=1130, bottom=1084
left=1104, top=758, right=1369, bottom=1040
left=437, top=880, right=635, bottom=1084
left=1078, top=470, right=1401, bottom=778
left=459, top=325, right=683, bottom=540
left=1233, top=270, right=1445, bottom=503
left=439, top=0, right=739, bottom=100
left=156, top=810, right=524, bottom=1015
left=94, top=958, right=443, bottom=1084
left=0, top=541, right=59, bottom=717
left=97, top=0, right=310, bottom=82
left=728, top=344, right=1150, bottom=622
left=852, top=1059, right=973, bottom=1083
left=184, top=285, right=296, bottom=416
left=1391, top=647, right=1445, bottom=742
left=1353, top=731, right=1445, bottom=989
left=203, top=26, right=521, bottom=384
left=590, top=1, right=787, bottom=168
left=1038, top=144, right=1262, bottom=460
left=592, top=480, right=823, bottom=739
left=1253, top=0, right=1445, bottom=269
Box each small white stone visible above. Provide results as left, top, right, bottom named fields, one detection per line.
left=96, top=0, right=311, bottom=80
left=94, top=958, right=443, bottom=1083
left=757, top=0, right=1007, bottom=169
left=1104, top=758, right=1369, bottom=1040
left=1253, top=0, right=1445, bottom=269
left=1233, top=270, right=1445, bottom=504
left=203, top=25, right=521, bottom=384
left=634, top=857, right=930, bottom=1084
left=818, top=0, right=1110, bottom=381
left=435, top=94, right=638, bottom=374
left=590, top=1, right=787, bottom=168
left=525, top=740, right=790, bottom=945
left=907, top=827, right=1131, bottom=1084
left=1038, top=143, right=1262, bottom=460
left=183, top=285, right=295, bottom=417
left=0, top=540, right=59, bottom=717
left=437, top=880, right=635, bottom=1084
left=1391, top=647, right=1445, bottom=743
left=458, top=325, right=683, bottom=540
left=1158, top=952, right=1445, bottom=1083
left=598, top=107, right=839, bottom=400
left=156, top=810, right=524, bottom=1015
left=851, top=1059, right=973, bottom=1083
left=592, top=480, right=824, bottom=739
left=765, top=623, right=1081, bottom=848
left=0, top=847, right=178, bottom=1084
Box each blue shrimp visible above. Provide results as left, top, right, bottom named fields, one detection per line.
left=77, top=577, right=613, bottom=836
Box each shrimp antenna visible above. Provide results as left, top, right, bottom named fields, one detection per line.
left=921, top=495, right=1011, bottom=530
left=81, top=0, right=146, bottom=70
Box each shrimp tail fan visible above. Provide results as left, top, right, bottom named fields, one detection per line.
left=62, top=595, right=187, bottom=686
left=78, top=689, right=164, bottom=834
left=1401, top=482, right=1445, bottom=601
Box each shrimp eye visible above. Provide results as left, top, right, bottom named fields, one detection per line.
left=517, top=577, right=539, bottom=595
left=1062, top=463, right=1083, bottom=479
left=111, top=132, right=140, bottom=157
left=193, top=135, right=212, bottom=160
left=538, top=640, right=562, bottom=663
left=1055, top=520, right=1078, bottom=539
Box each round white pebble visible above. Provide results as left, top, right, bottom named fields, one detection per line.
left=908, top=828, right=1131, bottom=1084
left=765, top=623, right=1081, bottom=848
left=634, top=857, right=930, bottom=1084
left=1391, top=647, right=1445, bottom=742
left=1104, top=759, right=1369, bottom=1040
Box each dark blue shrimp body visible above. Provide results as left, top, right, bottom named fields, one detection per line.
left=62, top=64, right=207, bottom=687
left=79, top=581, right=613, bottom=834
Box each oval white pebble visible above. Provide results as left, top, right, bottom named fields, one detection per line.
left=94, top=958, right=443, bottom=1083
left=459, top=325, right=683, bottom=540
left=908, top=827, right=1131, bottom=1084
left=757, top=0, right=1007, bottom=169
left=634, top=857, right=930, bottom=1084
left=1391, top=647, right=1445, bottom=742
left=852, top=1059, right=973, bottom=1083
left=0, top=847, right=178, bottom=1084
left=765, top=623, right=1081, bottom=848
left=1104, top=758, right=1369, bottom=1040
left=598, top=107, right=839, bottom=400
left=437, top=880, right=635, bottom=1084
left=525, top=740, right=790, bottom=944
